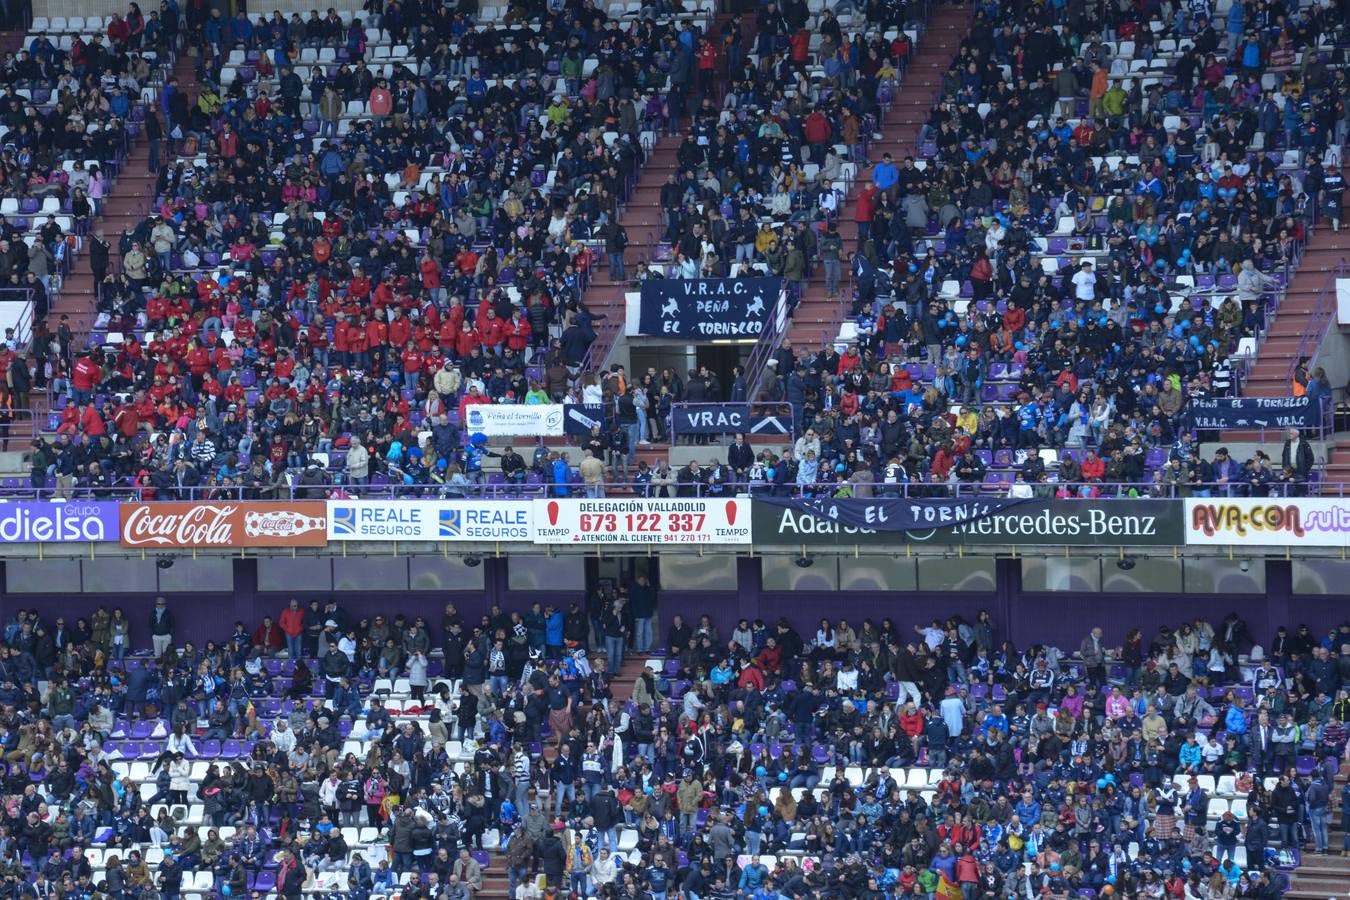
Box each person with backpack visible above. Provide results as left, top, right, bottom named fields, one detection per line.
left=1307, top=768, right=1331, bottom=854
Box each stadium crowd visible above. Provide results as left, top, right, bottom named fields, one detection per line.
left=688, top=0, right=1348, bottom=494
left=3, top=589, right=1349, bottom=899
left=3, top=0, right=1344, bottom=505
left=12, top=0, right=709, bottom=497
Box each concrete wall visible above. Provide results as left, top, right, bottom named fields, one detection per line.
left=33, top=0, right=130, bottom=22
left=1312, top=328, right=1350, bottom=406
left=3, top=556, right=1348, bottom=656
left=29, top=0, right=348, bottom=24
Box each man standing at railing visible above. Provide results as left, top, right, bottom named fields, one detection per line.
left=0, top=385, right=12, bottom=452
left=1280, top=427, right=1314, bottom=495
left=70, top=351, right=101, bottom=407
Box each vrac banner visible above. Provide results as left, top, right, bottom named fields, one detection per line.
left=1183, top=396, right=1321, bottom=430
left=1185, top=498, right=1350, bottom=547
left=532, top=498, right=752, bottom=544
left=465, top=403, right=565, bottom=437
left=327, top=500, right=533, bottom=541
left=0, top=501, right=121, bottom=543
left=672, top=404, right=792, bottom=435
left=752, top=498, right=1185, bottom=546
left=563, top=403, right=607, bottom=437
left=635, top=277, right=780, bottom=339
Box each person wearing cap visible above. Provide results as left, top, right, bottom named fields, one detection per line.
left=150, top=596, right=174, bottom=658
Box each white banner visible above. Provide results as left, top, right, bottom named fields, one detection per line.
left=531, top=498, right=752, bottom=544
left=464, top=404, right=565, bottom=437
left=1184, top=498, right=1350, bottom=547
left=327, top=500, right=534, bottom=541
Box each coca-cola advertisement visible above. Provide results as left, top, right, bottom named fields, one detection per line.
left=119, top=502, right=329, bottom=548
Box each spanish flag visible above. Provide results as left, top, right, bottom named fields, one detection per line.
left=935, top=872, right=963, bottom=900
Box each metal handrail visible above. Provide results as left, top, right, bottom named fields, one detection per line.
left=0, top=287, right=35, bottom=350
left=741, top=284, right=792, bottom=401
left=3, top=478, right=1343, bottom=502
left=1285, top=260, right=1345, bottom=389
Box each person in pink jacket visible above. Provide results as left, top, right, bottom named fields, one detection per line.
left=1105, top=685, right=1133, bottom=720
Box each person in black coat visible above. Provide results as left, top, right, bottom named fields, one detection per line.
left=125, top=663, right=152, bottom=719
left=279, top=852, right=308, bottom=899
left=727, top=434, right=754, bottom=484
left=149, top=596, right=174, bottom=659
left=537, top=831, right=566, bottom=889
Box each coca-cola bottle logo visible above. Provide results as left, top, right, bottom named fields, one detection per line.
left=244, top=511, right=326, bottom=538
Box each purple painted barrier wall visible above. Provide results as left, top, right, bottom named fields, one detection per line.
left=0, top=559, right=1345, bottom=654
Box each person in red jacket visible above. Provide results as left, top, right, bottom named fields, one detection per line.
left=278, top=598, right=306, bottom=659
left=420, top=253, right=444, bottom=304
left=453, top=321, right=480, bottom=361
left=754, top=638, right=783, bottom=675
left=79, top=403, right=107, bottom=438
left=438, top=317, right=459, bottom=354
left=112, top=400, right=141, bottom=438
left=790, top=28, right=810, bottom=67
left=71, top=352, right=102, bottom=405
left=696, top=38, right=718, bottom=95
left=184, top=340, right=211, bottom=391
left=251, top=617, right=284, bottom=653
left=364, top=312, right=389, bottom=374
left=736, top=659, right=765, bottom=692
left=854, top=183, right=878, bottom=248
left=348, top=267, right=372, bottom=301
left=348, top=316, right=371, bottom=370
left=478, top=308, right=505, bottom=354
left=388, top=308, right=412, bottom=349
left=400, top=342, right=423, bottom=391
left=803, top=107, right=832, bottom=164
left=458, top=384, right=490, bottom=421
left=898, top=701, right=926, bottom=755
left=505, top=310, right=531, bottom=355
left=1080, top=450, right=1106, bottom=483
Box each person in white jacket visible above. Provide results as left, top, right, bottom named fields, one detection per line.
left=168, top=754, right=193, bottom=804
left=590, top=848, right=619, bottom=888
left=345, top=441, right=370, bottom=484
left=271, top=719, right=297, bottom=755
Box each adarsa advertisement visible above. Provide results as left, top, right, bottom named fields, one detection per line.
left=752, top=499, right=1184, bottom=546
left=119, top=502, right=329, bottom=548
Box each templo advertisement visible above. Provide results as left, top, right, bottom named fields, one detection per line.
left=326, top=500, right=533, bottom=541
left=464, top=403, right=565, bottom=437
left=531, top=498, right=752, bottom=544
left=1184, top=498, right=1350, bottom=547
left=119, top=502, right=329, bottom=548
left=0, top=501, right=122, bottom=543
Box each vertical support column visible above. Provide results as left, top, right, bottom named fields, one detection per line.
left=233, top=557, right=258, bottom=626
left=1264, top=560, right=1292, bottom=642
left=484, top=556, right=511, bottom=609
left=736, top=556, right=762, bottom=622
left=995, top=557, right=1021, bottom=648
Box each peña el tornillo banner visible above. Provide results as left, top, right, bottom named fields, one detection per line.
left=752, top=498, right=1185, bottom=546
left=633, top=277, right=780, bottom=339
